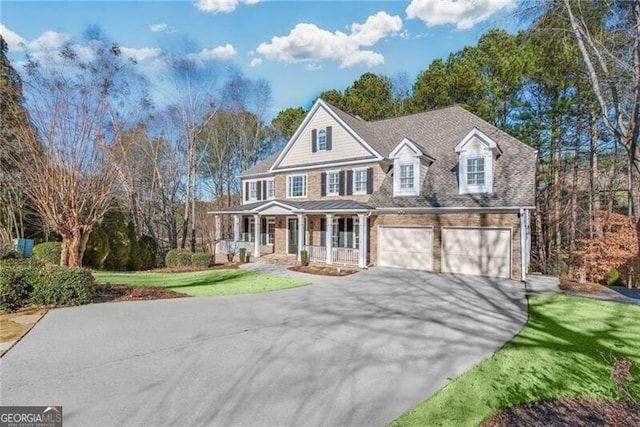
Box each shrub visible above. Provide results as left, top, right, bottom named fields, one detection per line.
left=0, top=259, right=42, bottom=312
left=29, top=266, right=95, bottom=306
left=546, top=258, right=568, bottom=277
left=83, top=226, right=110, bottom=270
left=32, top=241, right=62, bottom=265
left=103, top=211, right=131, bottom=271
left=191, top=252, right=213, bottom=268
left=299, top=250, right=309, bottom=266
left=0, top=242, right=17, bottom=260
left=126, top=221, right=141, bottom=271
left=606, top=268, right=623, bottom=286
left=239, top=247, right=247, bottom=263
left=165, top=249, right=192, bottom=267
left=137, top=236, right=158, bottom=270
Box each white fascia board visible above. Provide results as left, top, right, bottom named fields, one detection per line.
left=455, top=127, right=500, bottom=153
left=272, top=157, right=379, bottom=173
left=390, top=137, right=421, bottom=158
left=373, top=206, right=535, bottom=213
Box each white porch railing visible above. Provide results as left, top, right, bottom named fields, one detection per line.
left=215, top=239, right=254, bottom=255
left=304, top=245, right=359, bottom=266
left=305, top=245, right=327, bottom=263
left=332, top=247, right=359, bottom=266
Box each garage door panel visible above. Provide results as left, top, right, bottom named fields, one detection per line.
left=378, top=227, right=433, bottom=271
left=442, top=228, right=511, bottom=278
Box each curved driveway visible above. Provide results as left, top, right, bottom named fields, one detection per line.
left=0, top=265, right=526, bottom=426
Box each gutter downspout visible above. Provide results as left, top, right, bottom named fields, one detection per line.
left=520, top=208, right=527, bottom=283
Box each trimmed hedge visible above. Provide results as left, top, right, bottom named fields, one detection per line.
left=191, top=252, right=213, bottom=268
left=0, top=259, right=95, bottom=312
left=0, top=259, right=42, bottom=311
left=30, top=266, right=95, bottom=306
left=165, top=249, right=192, bottom=267
left=32, top=241, right=62, bottom=265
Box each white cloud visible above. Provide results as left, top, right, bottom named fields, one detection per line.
left=195, top=0, right=260, bottom=14
left=120, top=47, right=162, bottom=61
left=0, top=24, right=26, bottom=51
left=249, top=57, right=262, bottom=67
left=150, top=23, right=174, bottom=33
left=406, top=0, right=514, bottom=30
left=188, top=43, right=237, bottom=60
left=255, top=11, right=402, bottom=69
left=28, top=30, right=72, bottom=50
left=306, top=63, right=322, bottom=71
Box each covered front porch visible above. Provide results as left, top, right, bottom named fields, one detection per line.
left=209, top=200, right=372, bottom=268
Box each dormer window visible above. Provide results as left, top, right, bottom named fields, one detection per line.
left=455, top=128, right=500, bottom=194
left=317, top=129, right=327, bottom=151
left=389, top=137, right=431, bottom=197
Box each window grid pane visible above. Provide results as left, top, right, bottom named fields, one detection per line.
left=267, top=180, right=275, bottom=199
left=317, top=129, right=327, bottom=151
left=467, top=158, right=485, bottom=185
left=288, top=175, right=306, bottom=197
left=249, top=182, right=257, bottom=200
left=355, top=170, right=367, bottom=193
left=399, top=164, right=414, bottom=189
left=328, top=172, right=340, bottom=194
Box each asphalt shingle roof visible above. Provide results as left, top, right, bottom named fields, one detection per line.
left=237, top=101, right=537, bottom=209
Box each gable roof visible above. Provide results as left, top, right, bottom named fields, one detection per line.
left=239, top=101, right=537, bottom=208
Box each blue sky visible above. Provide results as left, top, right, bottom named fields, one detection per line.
left=1, top=0, right=519, bottom=116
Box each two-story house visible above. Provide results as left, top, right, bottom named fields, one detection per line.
left=210, top=99, right=537, bottom=280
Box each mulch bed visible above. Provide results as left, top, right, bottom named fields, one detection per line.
left=288, top=265, right=359, bottom=276
left=559, top=279, right=611, bottom=293
left=94, top=284, right=186, bottom=303
left=480, top=398, right=640, bottom=427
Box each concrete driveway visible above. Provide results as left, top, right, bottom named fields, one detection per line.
left=0, top=265, right=526, bottom=426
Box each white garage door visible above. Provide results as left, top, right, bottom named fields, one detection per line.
left=441, top=227, right=511, bottom=278
left=378, top=226, right=433, bottom=270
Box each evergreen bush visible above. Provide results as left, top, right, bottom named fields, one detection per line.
left=165, top=249, right=192, bottom=267
left=32, top=241, right=62, bottom=265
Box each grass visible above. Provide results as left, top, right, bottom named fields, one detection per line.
left=392, top=294, right=640, bottom=426
left=93, top=269, right=308, bottom=297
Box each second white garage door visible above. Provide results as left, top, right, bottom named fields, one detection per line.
left=441, top=227, right=511, bottom=278
left=378, top=226, right=433, bottom=270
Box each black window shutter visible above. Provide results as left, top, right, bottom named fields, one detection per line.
left=366, top=168, right=374, bottom=194
left=339, top=171, right=346, bottom=195
left=256, top=181, right=262, bottom=200
left=320, top=218, right=326, bottom=246
left=326, top=126, right=332, bottom=151
left=262, top=180, right=267, bottom=200
left=245, top=182, right=249, bottom=201
left=338, top=218, right=345, bottom=247
left=261, top=217, right=266, bottom=231
left=243, top=217, right=249, bottom=233
left=311, top=129, right=317, bottom=152
left=321, top=172, right=326, bottom=196
left=346, top=170, right=353, bottom=195
left=346, top=218, right=353, bottom=248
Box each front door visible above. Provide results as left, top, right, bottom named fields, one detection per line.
left=288, top=218, right=298, bottom=254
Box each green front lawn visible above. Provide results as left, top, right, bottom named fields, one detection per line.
left=93, top=269, right=308, bottom=297
left=392, top=294, right=640, bottom=426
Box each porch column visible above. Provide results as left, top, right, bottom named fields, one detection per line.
left=297, top=213, right=305, bottom=261
left=325, top=213, right=333, bottom=264
left=358, top=213, right=368, bottom=268
left=215, top=215, right=222, bottom=241
left=233, top=215, right=240, bottom=242
left=254, top=214, right=260, bottom=257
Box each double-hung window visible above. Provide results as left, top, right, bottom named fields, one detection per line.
left=266, top=178, right=275, bottom=199
left=248, top=181, right=258, bottom=201
left=353, top=169, right=367, bottom=194
left=327, top=171, right=340, bottom=196
left=399, top=164, right=415, bottom=190
left=287, top=174, right=307, bottom=198
left=466, top=157, right=485, bottom=186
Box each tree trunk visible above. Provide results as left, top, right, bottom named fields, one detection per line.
left=569, top=137, right=579, bottom=257
left=590, top=112, right=602, bottom=238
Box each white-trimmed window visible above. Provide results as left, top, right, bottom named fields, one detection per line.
left=353, top=168, right=367, bottom=194
left=287, top=174, right=307, bottom=198
left=459, top=152, right=492, bottom=194
left=393, top=159, right=420, bottom=196
left=317, top=128, right=327, bottom=151
left=248, top=181, right=258, bottom=201
left=467, top=157, right=485, bottom=185
left=327, top=171, right=340, bottom=196
left=266, top=178, right=275, bottom=199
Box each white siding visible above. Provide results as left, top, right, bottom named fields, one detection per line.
left=378, top=226, right=433, bottom=271
left=279, top=107, right=374, bottom=168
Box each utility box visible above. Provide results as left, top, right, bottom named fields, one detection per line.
left=13, top=238, right=35, bottom=258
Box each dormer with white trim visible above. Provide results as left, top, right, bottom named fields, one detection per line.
left=389, top=137, right=435, bottom=197
left=455, top=128, right=501, bottom=194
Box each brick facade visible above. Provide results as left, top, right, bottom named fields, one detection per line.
left=369, top=212, right=522, bottom=280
